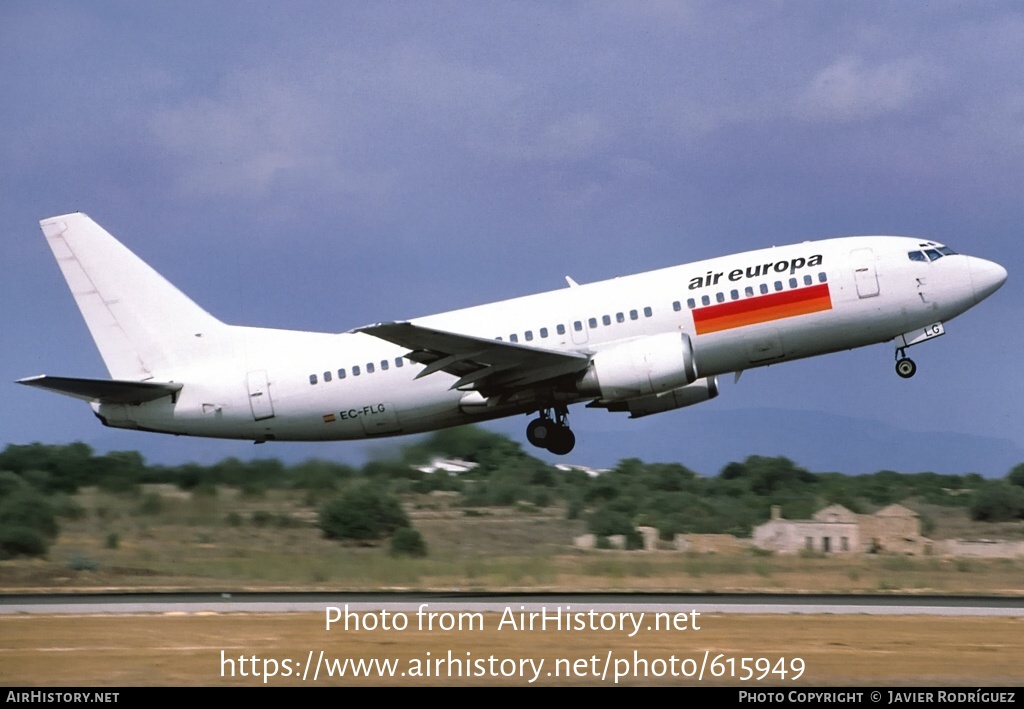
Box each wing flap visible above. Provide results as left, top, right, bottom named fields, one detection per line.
left=16, top=375, right=182, bottom=404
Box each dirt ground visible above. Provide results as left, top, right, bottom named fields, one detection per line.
left=1, top=612, right=1021, bottom=686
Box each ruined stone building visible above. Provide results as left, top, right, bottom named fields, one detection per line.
left=753, top=503, right=924, bottom=554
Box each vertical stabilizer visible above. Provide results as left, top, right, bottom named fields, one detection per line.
left=39, top=213, right=228, bottom=380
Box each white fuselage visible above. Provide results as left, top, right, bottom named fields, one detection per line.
left=93, top=235, right=1004, bottom=443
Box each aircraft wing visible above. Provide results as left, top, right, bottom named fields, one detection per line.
left=16, top=375, right=182, bottom=405
left=355, top=321, right=589, bottom=395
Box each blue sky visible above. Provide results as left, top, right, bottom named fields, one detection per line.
left=2, top=2, right=1022, bottom=476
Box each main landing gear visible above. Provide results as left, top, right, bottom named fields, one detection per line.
left=895, top=348, right=917, bottom=379
left=526, top=406, right=575, bottom=455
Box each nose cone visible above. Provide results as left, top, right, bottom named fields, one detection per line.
left=969, top=257, right=1008, bottom=304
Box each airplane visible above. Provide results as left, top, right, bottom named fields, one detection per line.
left=18, top=213, right=1007, bottom=456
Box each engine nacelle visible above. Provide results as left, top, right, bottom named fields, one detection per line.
left=578, top=332, right=698, bottom=400
left=606, top=376, right=719, bottom=418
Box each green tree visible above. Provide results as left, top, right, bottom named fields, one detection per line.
left=289, top=459, right=353, bottom=490
left=390, top=527, right=428, bottom=557
left=319, top=485, right=410, bottom=541
left=970, top=482, right=1024, bottom=522
left=96, top=450, right=145, bottom=493
left=1007, top=463, right=1024, bottom=488
left=0, top=488, right=59, bottom=559
left=587, top=506, right=634, bottom=537
left=0, top=442, right=97, bottom=493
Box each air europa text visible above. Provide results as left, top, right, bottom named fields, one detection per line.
left=688, top=254, right=824, bottom=290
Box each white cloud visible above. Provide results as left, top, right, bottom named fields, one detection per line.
left=150, top=79, right=318, bottom=195
left=795, top=56, right=939, bottom=123
left=148, top=70, right=402, bottom=206
left=472, top=111, right=610, bottom=164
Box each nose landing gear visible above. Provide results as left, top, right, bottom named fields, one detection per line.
left=526, top=406, right=575, bottom=455
left=895, top=356, right=917, bottom=379
left=895, top=348, right=917, bottom=379
left=893, top=323, right=944, bottom=379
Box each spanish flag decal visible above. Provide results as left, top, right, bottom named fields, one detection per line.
left=323, top=413, right=337, bottom=423
left=693, top=283, right=832, bottom=335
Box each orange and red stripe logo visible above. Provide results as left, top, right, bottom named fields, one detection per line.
left=693, top=283, right=832, bottom=335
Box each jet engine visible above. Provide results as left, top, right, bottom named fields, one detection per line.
left=577, top=332, right=698, bottom=400
left=604, top=376, right=719, bottom=418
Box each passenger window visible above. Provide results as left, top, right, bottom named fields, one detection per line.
left=525, top=330, right=533, bottom=341
left=818, top=272, right=827, bottom=283
left=701, top=295, right=710, bottom=306
left=672, top=301, right=681, bottom=312
left=629, top=310, right=638, bottom=320
left=395, top=358, right=403, bottom=368
left=510, top=334, right=519, bottom=343
left=760, top=284, right=769, bottom=294
left=616, top=312, right=625, bottom=323
left=338, top=368, right=347, bottom=379
left=804, top=275, right=812, bottom=286
left=774, top=281, right=783, bottom=291
left=381, top=360, right=389, bottom=371
left=323, top=371, right=332, bottom=382
left=730, top=289, right=738, bottom=300
left=557, top=324, right=566, bottom=335
left=744, top=286, right=753, bottom=297
left=716, top=292, right=725, bottom=303
left=574, top=320, right=583, bottom=331
left=644, top=306, right=653, bottom=317
left=366, top=362, right=375, bottom=374
left=309, top=374, right=318, bottom=385
left=353, top=365, right=361, bottom=376
left=687, top=298, right=696, bottom=309
left=602, top=315, right=611, bottom=326
left=540, top=327, right=549, bottom=338
left=789, top=278, right=797, bottom=289
left=588, top=317, right=598, bottom=328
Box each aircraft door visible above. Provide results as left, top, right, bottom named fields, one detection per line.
left=851, top=248, right=880, bottom=298
left=246, top=370, right=276, bottom=421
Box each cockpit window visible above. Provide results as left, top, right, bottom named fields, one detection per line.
left=909, top=246, right=957, bottom=262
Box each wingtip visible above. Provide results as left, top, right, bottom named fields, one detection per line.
left=40, top=211, right=86, bottom=224
left=39, top=212, right=91, bottom=236
left=15, top=374, right=47, bottom=385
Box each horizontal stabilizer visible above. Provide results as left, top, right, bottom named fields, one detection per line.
left=16, top=375, right=182, bottom=404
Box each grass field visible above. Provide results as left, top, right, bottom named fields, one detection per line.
left=2, top=485, right=1023, bottom=595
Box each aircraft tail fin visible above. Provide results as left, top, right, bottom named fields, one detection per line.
left=38, top=213, right=229, bottom=380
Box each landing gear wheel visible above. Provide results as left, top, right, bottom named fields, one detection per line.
left=526, top=417, right=554, bottom=448
left=895, top=358, right=917, bottom=379
left=546, top=426, right=576, bottom=455
left=526, top=407, right=575, bottom=453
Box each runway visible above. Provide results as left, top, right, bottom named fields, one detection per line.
left=3, top=591, right=1022, bottom=615
left=4, top=592, right=1022, bottom=685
